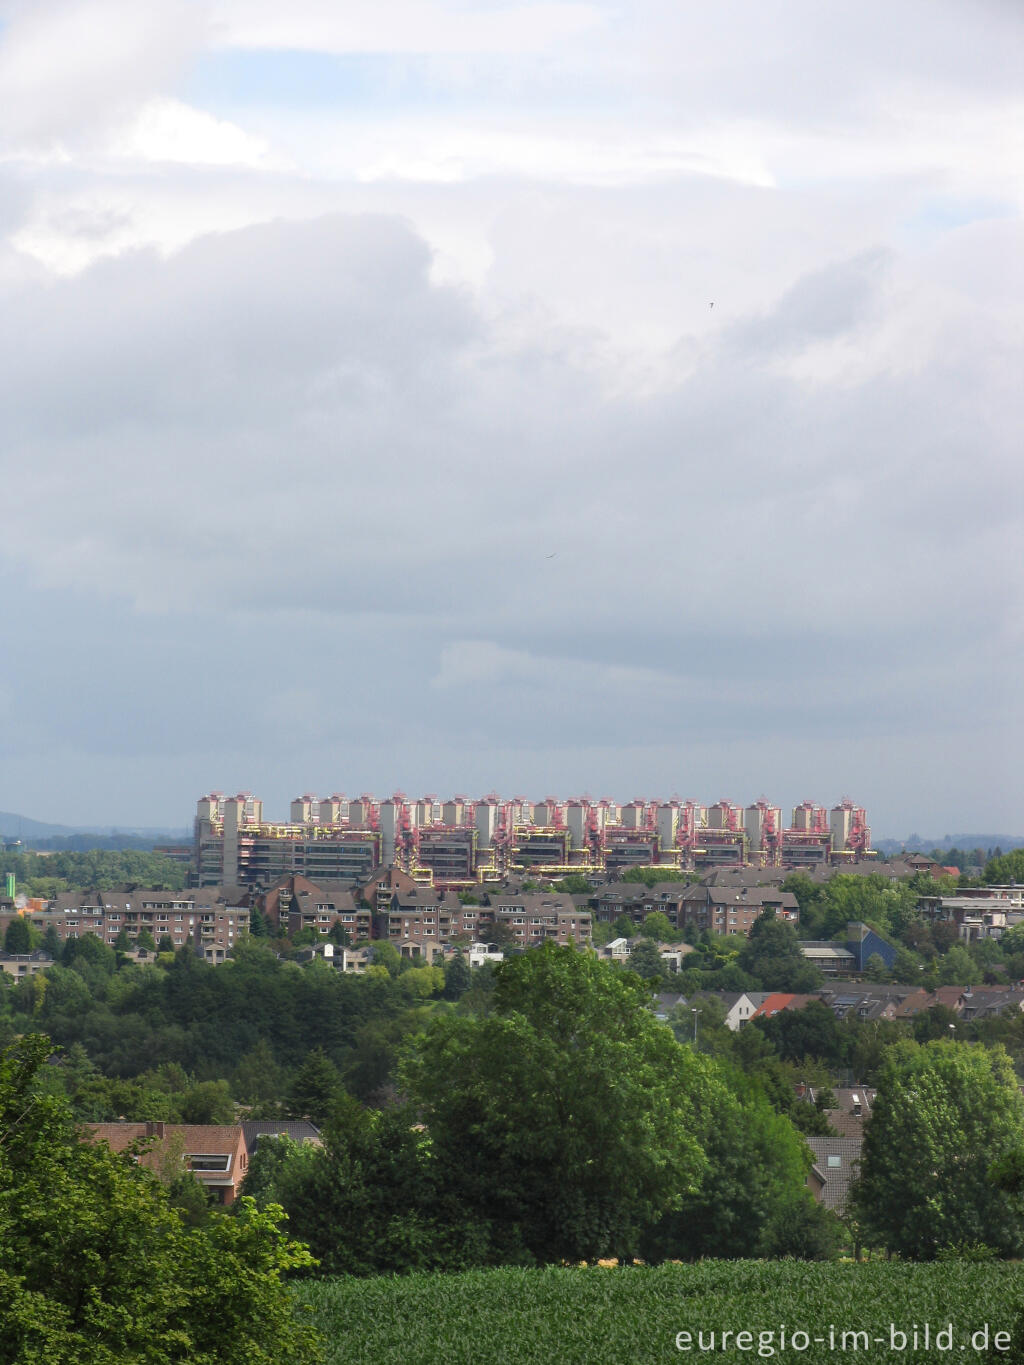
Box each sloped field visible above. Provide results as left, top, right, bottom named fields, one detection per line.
left=299, top=1260, right=1022, bottom=1364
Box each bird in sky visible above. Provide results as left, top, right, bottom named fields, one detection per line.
left=546, top=553, right=557, bottom=559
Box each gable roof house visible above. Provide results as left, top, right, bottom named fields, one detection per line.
left=749, top=992, right=818, bottom=1021
left=806, top=1136, right=862, bottom=1214
left=817, top=985, right=916, bottom=1021
left=87, top=1122, right=250, bottom=1205
left=686, top=990, right=771, bottom=1030
left=824, top=1089, right=877, bottom=1138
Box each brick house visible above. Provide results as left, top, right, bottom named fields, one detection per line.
left=87, top=1122, right=250, bottom=1205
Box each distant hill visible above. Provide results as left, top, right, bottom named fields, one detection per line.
left=0, top=810, right=81, bottom=839
left=0, top=810, right=188, bottom=850
left=876, top=834, right=1024, bottom=856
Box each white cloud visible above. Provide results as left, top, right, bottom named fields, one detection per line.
left=107, top=97, right=283, bottom=169
left=209, top=0, right=602, bottom=55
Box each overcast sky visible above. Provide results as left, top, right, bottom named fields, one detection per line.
left=1, top=0, right=1021, bottom=836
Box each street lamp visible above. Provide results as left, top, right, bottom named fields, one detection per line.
left=691, top=1008, right=701, bottom=1045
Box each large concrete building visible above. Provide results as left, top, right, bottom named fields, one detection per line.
left=195, top=794, right=380, bottom=887
left=193, top=791, right=874, bottom=890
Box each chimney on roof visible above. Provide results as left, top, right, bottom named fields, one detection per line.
left=145, top=1121, right=166, bottom=1139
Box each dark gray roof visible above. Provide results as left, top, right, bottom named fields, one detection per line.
left=807, top=1136, right=862, bottom=1212
left=701, top=867, right=788, bottom=888
left=241, top=1120, right=322, bottom=1147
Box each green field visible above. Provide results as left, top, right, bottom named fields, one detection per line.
left=299, top=1262, right=1024, bottom=1364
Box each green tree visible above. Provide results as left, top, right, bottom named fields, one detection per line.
left=638, top=911, right=675, bottom=941
left=669, top=996, right=730, bottom=1055
left=478, top=919, right=516, bottom=948
left=150, top=1129, right=211, bottom=1227
left=326, top=921, right=351, bottom=947
left=248, top=905, right=271, bottom=937
left=999, top=923, right=1024, bottom=956
left=984, top=850, right=1024, bottom=885
left=442, top=951, right=472, bottom=1001
left=639, top=1062, right=829, bottom=1261
left=180, top=1078, right=234, bottom=1125
left=400, top=944, right=709, bottom=1264
left=627, top=938, right=667, bottom=982
left=0, top=1033, right=321, bottom=1363
left=737, top=912, right=822, bottom=992
left=758, top=1193, right=844, bottom=1260
left=912, top=1003, right=961, bottom=1044
left=234, top=1039, right=284, bottom=1106
left=622, top=867, right=684, bottom=888
left=257, top=1097, right=484, bottom=1275
left=891, top=945, right=924, bottom=984
left=754, top=999, right=847, bottom=1068
left=852, top=1039, right=1024, bottom=1259
left=399, top=964, right=444, bottom=1000
left=550, top=874, right=593, bottom=895
left=3, top=916, right=31, bottom=955
left=864, top=952, right=891, bottom=983
left=241, top=1132, right=322, bottom=1211
left=369, top=941, right=403, bottom=975
left=937, top=943, right=981, bottom=987
left=287, top=1047, right=344, bottom=1125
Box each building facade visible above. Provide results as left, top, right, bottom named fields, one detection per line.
left=192, top=791, right=875, bottom=889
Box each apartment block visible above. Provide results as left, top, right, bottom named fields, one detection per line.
left=12, top=888, right=250, bottom=958
left=193, top=791, right=874, bottom=887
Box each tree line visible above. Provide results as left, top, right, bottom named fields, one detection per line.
left=5, top=928, right=1024, bottom=1365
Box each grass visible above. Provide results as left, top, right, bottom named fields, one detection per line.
left=298, top=1260, right=1024, bottom=1363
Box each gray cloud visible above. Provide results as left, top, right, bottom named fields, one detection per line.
left=0, top=204, right=1019, bottom=831
left=0, top=0, right=208, bottom=151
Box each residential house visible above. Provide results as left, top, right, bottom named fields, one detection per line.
left=467, top=942, right=505, bottom=967
left=824, top=1088, right=877, bottom=1138
left=595, top=937, right=632, bottom=964
left=88, top=1122, right=250, bottom=1205
left=917, top=893, right=1024, bottom=942
left=0, top=950, right=53, bottom=980
left=799, top=922, right=898, bottom=977
left=817, top=985, right=917, bottom=1021
left=749, top=992, right=818, bottom=1021
left=889, top=985, right=1024, bottom=1023
left=806, top=1136, right=862, bottom=1214
left=659, top=989, right=771, bottom=1030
